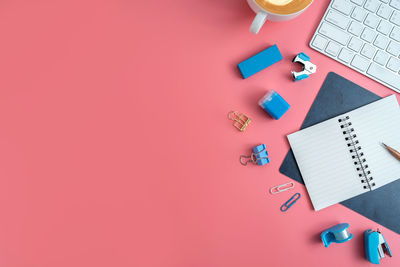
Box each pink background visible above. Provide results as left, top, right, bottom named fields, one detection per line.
left=0, top=0, right=399, bottom=266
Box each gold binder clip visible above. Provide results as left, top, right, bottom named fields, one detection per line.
left=228, top=111, right=251, bottom=132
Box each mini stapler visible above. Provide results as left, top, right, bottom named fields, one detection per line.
left=291, top=52, right=316, bottom=81
left=364, top=229, right=392, bottom=264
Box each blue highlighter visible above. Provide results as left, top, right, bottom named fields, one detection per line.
left=258, top=90, right=290, bottom=120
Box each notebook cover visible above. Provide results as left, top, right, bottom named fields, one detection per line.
left=279, top=72, right=400, bottom=234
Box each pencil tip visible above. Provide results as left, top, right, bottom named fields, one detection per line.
left=382, top=142, right=387, bottom=147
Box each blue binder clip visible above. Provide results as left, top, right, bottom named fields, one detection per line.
left=291, top=52, right=316, bottom=81
left=239, top=144, right=270, bottom=166
left=364, top=229, right=392, bottom=264
left=321, top=223, right=353, bottom=247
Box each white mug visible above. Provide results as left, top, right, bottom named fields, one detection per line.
left=247, top=0, right=313, bottom=34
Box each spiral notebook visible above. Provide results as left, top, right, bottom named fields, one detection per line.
left=288, top=95, right=400, bottom=211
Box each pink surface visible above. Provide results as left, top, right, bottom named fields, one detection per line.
left=0, top=0, right=399, bottom=266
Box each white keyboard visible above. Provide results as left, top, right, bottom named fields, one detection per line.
left=310, top=0, right=400, bottom=93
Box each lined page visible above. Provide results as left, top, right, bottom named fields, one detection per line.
left=345, top=95, right=400, bottom=190
left=288, top=117, right=365, bottom=211
left=288, top=95, right=400, bottom=211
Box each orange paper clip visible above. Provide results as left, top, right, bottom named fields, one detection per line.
left=228, top=111, right=251, bottom=132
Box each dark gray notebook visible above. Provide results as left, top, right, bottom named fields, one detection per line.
left=279, top=72, right=400, bottom=234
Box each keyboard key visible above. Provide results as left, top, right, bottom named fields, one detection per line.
left=351, top=6, right=367, bottom=21
left=390, top=0, right=400, bottom=10
left=326, top=41, right=341, bottom=56
left=351, top=54, right=370, bottom=71
left=377, top=20, right=393, bottom=35
left=374, top=34, right=390, bottom=49
left=326, top=10, right=350, bottom=29
left=312, top=35, right=328, bottom=50
left=361, top=27, right=377, bottom=42
left=390, top=10, right=400, bottom=25
left=339, top=48, right=355, bottom=62
left=364, top=0, right=381, bottom=12
left=387, top=56, right=400, bottom=71
left=349, top=36, right=364, bottom=51
left=351, top=0, right=365, bottom=5
left=377, top=4, right=393, bottom=19
left=387, top=40, right=400, bottom=55
left=364, top=13, right=380, bottom=28
left=367, top=62, right=400, bottom=90
left=309, top=0, right=400, bottom=93
left=361, top=43, right=377, bottom=58
left=348, top=21, right=364, bottom=36
left=319, top=22, right=351, bottom=45
left=390, top=26, right=400, bottom=41
left=374, top=50, right=390, bottom=64
left=333, top=0, right=354, bottom=15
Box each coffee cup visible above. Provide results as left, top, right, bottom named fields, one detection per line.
left=247, top=0, right=313, bottom=34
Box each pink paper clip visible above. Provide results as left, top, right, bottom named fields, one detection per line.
left=270, top=182, right=295, bottom=194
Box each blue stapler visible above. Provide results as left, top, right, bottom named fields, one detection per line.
left=364, top=229, right=392, bottom=264
left=291, top=52, right=316, bottom=81
left=239, top=144, right=270, bottom=166
left=321, top=223, right=353, bottom=247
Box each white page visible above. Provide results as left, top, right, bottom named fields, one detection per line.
left=287, top=95, right=400, bottom=211
left=288, top=118, right=364, bottom=211
left=344, top=95, right=400, bottom=190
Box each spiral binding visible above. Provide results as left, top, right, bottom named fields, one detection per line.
left=338, top=116, right=375, bottom=190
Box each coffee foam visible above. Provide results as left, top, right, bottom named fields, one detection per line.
left=255, top=0, right=312, bottom=15
left=266, top=0, right=294, bottom=5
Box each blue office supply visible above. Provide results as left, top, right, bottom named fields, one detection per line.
left=364, top=229, right=392, bottom=264
left=240, top=144, right=270, bottom=166
left=258, top=90, right=290, bottom=120
left=280, top=193, right=300, bottom=212
left=280, top=72, right=400, bottom=235
left=238, top=44, right=283, bottom=79
left=320, top=223, right=353, bottom=247
left=291, top=52, right=316, bottom=81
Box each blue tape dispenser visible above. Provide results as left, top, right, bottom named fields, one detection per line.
left=321, top=223, right=353, bottom=247
left=364, top=229, right=392, bottom=264
left=291, top=52, right=316, bottom=81
left=240, top=144, right=270, bottom=166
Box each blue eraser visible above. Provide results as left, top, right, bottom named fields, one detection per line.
left=238, top=44, right=283, bottom=79
left=258, top=90, right=290, bottom=120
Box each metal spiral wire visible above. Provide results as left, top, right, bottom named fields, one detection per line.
left=338, top=116, right=375, bottom=190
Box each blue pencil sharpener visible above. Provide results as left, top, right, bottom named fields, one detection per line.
left=321, top=223, right=353, bottom=247
left=258, top=90, right=290, bottom=120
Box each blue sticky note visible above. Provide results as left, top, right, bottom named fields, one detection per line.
left=258, top=90, right=290, bottom=120
left=238, top=44, right=283, bottom=79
